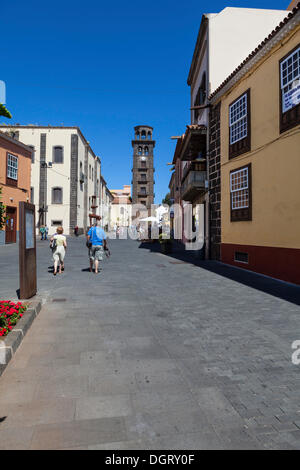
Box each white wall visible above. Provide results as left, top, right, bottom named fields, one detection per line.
left=208, top=7, right=288, bottom=94
left=0, top=126, right=105, bottom=236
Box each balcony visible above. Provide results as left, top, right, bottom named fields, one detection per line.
left=138, top=179, right=147, bottom=184
left=138, top=192, right=148, bottom=197
left=181, top=170, right=206, bottom=201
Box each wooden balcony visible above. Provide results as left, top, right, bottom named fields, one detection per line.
left=181, top=170, right=206, bottom=201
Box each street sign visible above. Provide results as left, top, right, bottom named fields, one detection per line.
left=19, top=202, right=37, bottom=299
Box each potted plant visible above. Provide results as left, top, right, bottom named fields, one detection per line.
left=159, top=233, right=172, bottom=254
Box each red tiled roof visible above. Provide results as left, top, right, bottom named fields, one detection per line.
left=209, top=2, right=300, bottom=100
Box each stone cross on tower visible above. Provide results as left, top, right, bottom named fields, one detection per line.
left=131, top=125, right=155, bottom=209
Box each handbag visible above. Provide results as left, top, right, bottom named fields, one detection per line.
left=50, top=238, right=57, bottom=251
left=86, top=241, right=92, bottom=248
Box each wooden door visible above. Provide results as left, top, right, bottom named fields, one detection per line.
left=5, top=207, right=17, bottom=244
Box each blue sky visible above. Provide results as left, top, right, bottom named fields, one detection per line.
left=2, top=0, right=287, bottom=202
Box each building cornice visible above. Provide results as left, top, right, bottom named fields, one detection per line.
left=187, top=15, right=208, bottom=86
left=0, top=130, right=33, bottom=156
left=0, top=125, right=99, bottom=161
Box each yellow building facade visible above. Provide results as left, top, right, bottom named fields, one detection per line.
left=210, top=7, right=300, bottom=284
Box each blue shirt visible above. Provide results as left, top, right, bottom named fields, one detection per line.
left=88, top=226, right=106, bottom=246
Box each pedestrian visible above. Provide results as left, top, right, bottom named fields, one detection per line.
left=40, top=225, right=45, bottom=240
left=44, top=225, right=49, bottom=240
left=74, top=225, right=79, bottom=237
left=87, top=221, right=107, bottom=274
left=50, top=226, right=67, bottom=275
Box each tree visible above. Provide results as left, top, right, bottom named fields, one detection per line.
left=0, top=187, right=6, bottom=231
left=0, top=103, right=12, bottom=119
left=162, top=192, right=172, bottom=206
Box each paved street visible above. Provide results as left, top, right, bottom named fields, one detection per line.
left=0, top=236, right=300, bottom=449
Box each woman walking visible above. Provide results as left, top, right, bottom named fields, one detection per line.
left=50, top=226, right=67, bottom=275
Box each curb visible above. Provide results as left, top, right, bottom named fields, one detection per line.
left=0, top=300, right=42, bottom=377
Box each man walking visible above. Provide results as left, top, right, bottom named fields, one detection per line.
left=87, top=221, right=107, bottom=274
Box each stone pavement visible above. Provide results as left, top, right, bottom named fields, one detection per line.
left=0, top=237, right=300, bottom=449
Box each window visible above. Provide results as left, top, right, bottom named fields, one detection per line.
left=52, top=187, right=63, bottom=204
left=148, top=132, right=151, bottom=140
left=230, top=164, right=251, bottom=221
left=144, top=147, right=149, bottom=155
left=194, top=72, right=206, bottom=121
left=92, top=168, right=94, bottom=181
left=7, top=153, right=18, bottom=183
left=138, top=147, right=142, bottom=155
left=89, top=165, right=91, bottom=179
left=229, top=90, right=250, bottom=159
left=30, top=187, right=34, bottom=204
left=141, top=130, right=146, bottom=139
left=141, top=173, right=146, bottom=181
left=280, top=45, right=300, bottom=132
left=28, top=145, right=35, bottom=163
left=234, top=251, right=249, bottom=263
left=140, top=187, right=146, bottom=194
left=53, top=146, right=63, bottom=163
left=140, top=160, right=146, bottom=168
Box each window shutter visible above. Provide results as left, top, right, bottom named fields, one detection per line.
left=230, top=164, right=252, bottom=222
left=229, top=89, right=251, bottom=159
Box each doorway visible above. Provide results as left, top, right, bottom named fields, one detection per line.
left=5, top=207, right=17, bottom=244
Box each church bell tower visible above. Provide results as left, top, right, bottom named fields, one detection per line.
left=131, top=125, right=155, bottom=209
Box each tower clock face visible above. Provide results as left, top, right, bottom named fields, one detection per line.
left=141, top=157, right=146, bottom=161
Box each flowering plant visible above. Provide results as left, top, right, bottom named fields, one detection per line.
left=0, top=301, right=27, bottom=337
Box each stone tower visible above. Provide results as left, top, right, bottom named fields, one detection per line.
left=131, top=125, right=155, bottom=209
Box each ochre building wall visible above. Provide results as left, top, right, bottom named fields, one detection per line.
left=218, top=27, right=300, bottom=283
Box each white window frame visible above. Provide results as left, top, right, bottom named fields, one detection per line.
left=229, top=93, right=248, bottom=145
left=280, top=46, right=300, bottom=113
left=7, top=153, right=18, bottom=180
left=230, top=167, right=249, bottom=210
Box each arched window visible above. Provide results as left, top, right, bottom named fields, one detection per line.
left=53, top=146, right=64, bottom=163
left=148, top=132, right=151, bottom=140
left=52, top=187, right=63, bottom=204
left=136, top=132, right=140, bottom=140
left=144, top=146, right=149, bottom=155
left=141, top=130, right=146, bottom=139
left=138, top=147, right=142, bottom=155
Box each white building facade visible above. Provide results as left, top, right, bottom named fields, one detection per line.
left=100, top=175, right=113, bottom=231
left=0, top=125, right=104, bottom=235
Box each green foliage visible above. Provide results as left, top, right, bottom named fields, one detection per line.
left=0, top=187, right=6, bottom=231
left=162, top=192, right=172, bottom=206
left=0, top=103, right=12, bottom=119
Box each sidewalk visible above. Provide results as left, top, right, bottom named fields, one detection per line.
left=0, top=237, right=300, bottom=449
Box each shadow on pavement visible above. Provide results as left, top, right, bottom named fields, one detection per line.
left=138, top=241, right=300, bottom=307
